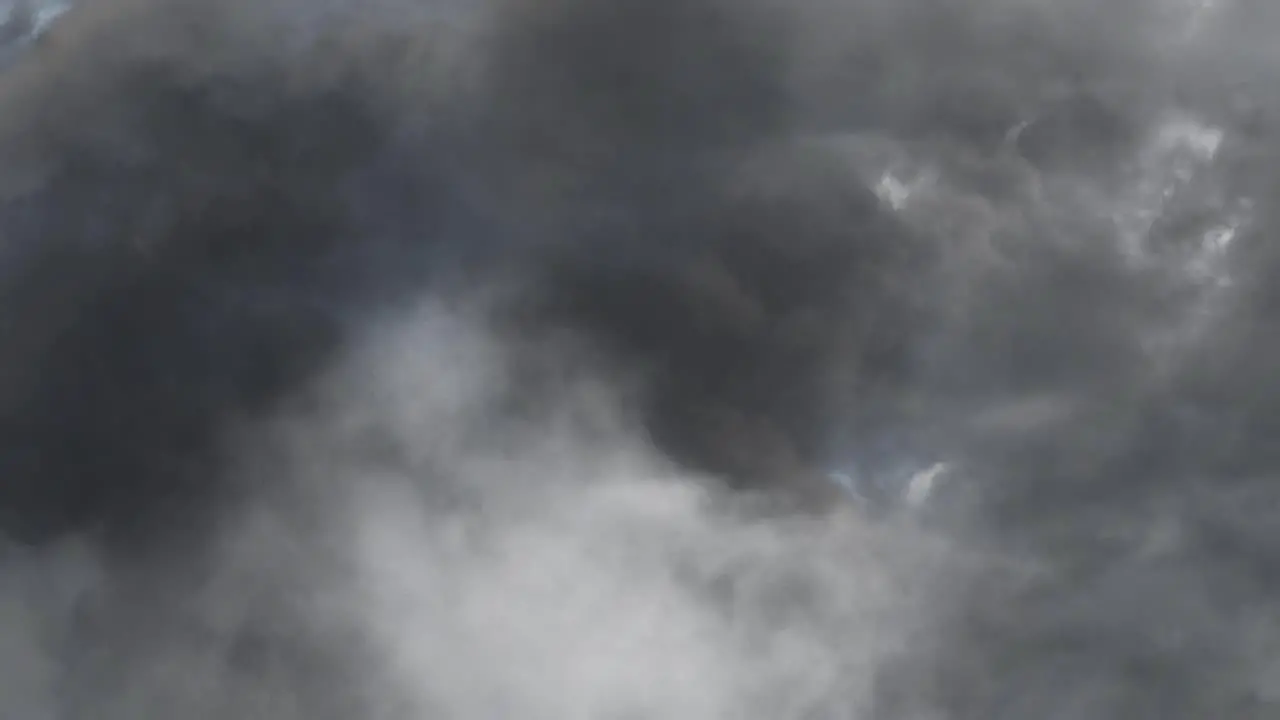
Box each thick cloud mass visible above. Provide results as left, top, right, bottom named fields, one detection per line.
left=1, top=0, right=1279, bottom=718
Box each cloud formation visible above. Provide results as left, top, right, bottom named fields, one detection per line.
left=0, top=0, right=1278, bottom=718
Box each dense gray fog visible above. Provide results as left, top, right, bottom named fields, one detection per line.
left=0, top=0, right=1277, bottom=717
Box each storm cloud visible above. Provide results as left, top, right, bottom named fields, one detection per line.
left=0, top=0, right=1278, bottom=718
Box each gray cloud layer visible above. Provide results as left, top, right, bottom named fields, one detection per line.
left=0, top=0, right=1277, bottom=718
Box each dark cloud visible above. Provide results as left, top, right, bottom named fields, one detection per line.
left=0, top=0, right=930, bottom=553
left=0, top=0, right=1279, bottom=718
